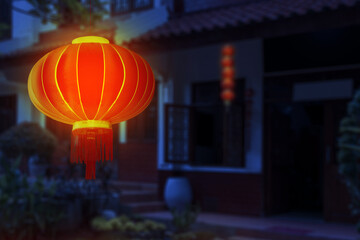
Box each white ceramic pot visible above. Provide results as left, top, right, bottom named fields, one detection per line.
left=164, top=176, right=192, bottom=210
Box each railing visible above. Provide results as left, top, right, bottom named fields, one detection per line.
left=111, top=0, right=153, bottom=15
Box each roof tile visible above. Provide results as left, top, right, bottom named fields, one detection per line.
left=129, top=0, right=359, bottom=43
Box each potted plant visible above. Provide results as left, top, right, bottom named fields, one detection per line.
left=164, top=164, right=193, bottom=211
left=0, top=122, right=57, bottom=176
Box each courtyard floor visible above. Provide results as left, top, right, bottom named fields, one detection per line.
left=142, top=211, right=359, bottom=240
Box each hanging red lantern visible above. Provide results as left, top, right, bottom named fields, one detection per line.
left=221, top=57, right=234, bottom=67
left=222, top=67, right=235, bottom=78
left=28, top=36, right=155, bottom=179
left=220, top=89, right=235, bottom=102
left=221, top=78, right=235, bottom=89
left=221, top=45, right=235, bottom=56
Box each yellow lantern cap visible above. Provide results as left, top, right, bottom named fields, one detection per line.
left=72, top=36, right=110, bottom=44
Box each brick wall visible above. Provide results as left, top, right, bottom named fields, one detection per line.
left=118, top=143, right=158, bottom=182
left=159, top=170, right=263, bottom=215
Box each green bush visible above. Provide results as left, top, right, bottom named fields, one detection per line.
left=91, top=215, right=167, bottom=238
left=338, top=89, right=360, bottom=231
left=0, top=122, right=57, bottom=161
left=171, top=205, right=201, bottom=233
left=0, top=157, right=62, bottom=240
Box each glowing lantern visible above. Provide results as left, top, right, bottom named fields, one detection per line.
left=221, top=89, right=235, bottom=102
left=28, top=36, right=155, bottom=179
left=221, top=78, right=235, bottom=89
left=220, top=44, right=235, bottom=106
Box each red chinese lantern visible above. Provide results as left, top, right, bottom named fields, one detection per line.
left=221, top=78, right=235, bottom=89
left=221, top=57, right=234, bottom=67
left=28, top=36, right=155, bottom=179
left=221, top=45, right=235, bottom=56
left=221, top=89, right=235, bottom=101
left=221, top=67, right=235, bottom=78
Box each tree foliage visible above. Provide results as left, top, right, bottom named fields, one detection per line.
left=25, top=0, right=108, bottom=28
left=0, top=122, right=57, bottom=160
left=338, top=89, right=360, bottom=231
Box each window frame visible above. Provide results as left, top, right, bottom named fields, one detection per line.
left=190, top=79, right=245, bottom=167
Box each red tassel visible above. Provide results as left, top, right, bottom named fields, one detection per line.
left=71, top=127, right=113, bottom=179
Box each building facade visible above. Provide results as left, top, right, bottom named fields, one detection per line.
left=124, top=0, right=360, bottom=222
left=1, top=0, right=360, bottom=223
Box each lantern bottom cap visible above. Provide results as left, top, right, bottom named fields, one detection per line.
left=73, top=120, right=111, bottom=130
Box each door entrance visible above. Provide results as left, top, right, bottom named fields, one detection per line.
left=265, top=99, right=349, bottom=220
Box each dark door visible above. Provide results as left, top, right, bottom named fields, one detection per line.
left=323, top=101, right=354, bottom=222
left=264, top=102, right=324, bottom=215
left=265, top=99, right=354, bottom=221
left=265, top=101, right=324, bottom=216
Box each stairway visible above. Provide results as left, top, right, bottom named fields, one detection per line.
left=109, top=181, right=166, bottom=214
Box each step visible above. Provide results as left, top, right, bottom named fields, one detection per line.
left=120, top=190, right=158, bottom=203
left=109, top=181, right=158, bottom=191
left=127, top=201, right=166, bottom=214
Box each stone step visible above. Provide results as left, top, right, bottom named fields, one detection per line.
left=109, top=181, right=158, bottom=191
left=120, top=190, right=159, bottom=203
left=127, top=201, right=166, bottom=214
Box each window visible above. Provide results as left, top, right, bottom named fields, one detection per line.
left=191, top=80, right=245, bottom=167
left=0, top=0, right=12, bottom=40
left=0, top=95, right=16, bottom=134
left=111, top=0, right=153, bottom=15
left=165, top=105, right=192, bottom=163
left=165, top=80, right=245, bottom=167
left=126, top=88, right=157, bottom=142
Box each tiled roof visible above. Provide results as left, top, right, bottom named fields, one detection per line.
left=129, top=0, right=359, bottom=43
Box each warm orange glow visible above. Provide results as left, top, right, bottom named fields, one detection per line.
left=28, top=36, right=155, bottom=179
left=28, top=38, right=155, bottom=124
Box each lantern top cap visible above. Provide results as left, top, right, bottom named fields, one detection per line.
left=72, top=36, right=109, bottom=44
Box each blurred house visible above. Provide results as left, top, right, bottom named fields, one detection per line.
left=124, top=0, right=360, bottom=223
left=1, top=0, right=360, bottom=223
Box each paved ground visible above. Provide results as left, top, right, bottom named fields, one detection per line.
left=142, top=211, right=359, bottom=240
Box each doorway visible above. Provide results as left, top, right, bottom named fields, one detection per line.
left=265, top=99, right=348, bottom=219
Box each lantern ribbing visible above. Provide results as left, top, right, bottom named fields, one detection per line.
left=28, top=36, right=155, bottom=179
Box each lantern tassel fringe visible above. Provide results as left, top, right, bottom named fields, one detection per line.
left=71, top=128, right=113, bottom=180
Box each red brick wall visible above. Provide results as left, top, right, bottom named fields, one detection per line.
left=159, top=170, right=263, bottom=216
left=117, top=143, right=158, bottom=182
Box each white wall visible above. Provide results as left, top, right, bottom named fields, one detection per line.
left=0, top=0, right=56, bottom=54
left=0, top=72, right=45, bottom=127
left=145, top=38, right=264, bottom=173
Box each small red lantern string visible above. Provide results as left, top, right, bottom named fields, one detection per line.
left=220, top=44, right=235, bottom=165
left=220, top=44, right=235, bottom=106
